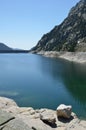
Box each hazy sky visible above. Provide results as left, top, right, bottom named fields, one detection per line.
left=0, top=0, right=80, bottom=49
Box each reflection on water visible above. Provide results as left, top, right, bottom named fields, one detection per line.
left=0, top=54, right=86, bottom=119
left=62, top=62, right=86, bottom=119
left=0, top=91, right=19, bottom=96
left=62, top=63, right=86, bottom=104
left=36, top=55, right=86, bottom=118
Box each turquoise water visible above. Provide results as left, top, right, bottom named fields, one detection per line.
left=0, top=54, right=86, bottom=119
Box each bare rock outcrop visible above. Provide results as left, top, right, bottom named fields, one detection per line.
left=31, top=0, right=86, bottom=52
left=0, top=97, right=86, bottom=130
left=57, top=104, right=72, bottom=119
left=40, top=109, right=56, bottom=126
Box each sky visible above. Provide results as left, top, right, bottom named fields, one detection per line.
left=0, top=0, right=80, bottom=50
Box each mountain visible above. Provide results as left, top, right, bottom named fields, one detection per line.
left=0, top=43, right=12, bottom=51
left=0, top=43, right=29, bottom=53
left=31, top=0, right=86, bottom=52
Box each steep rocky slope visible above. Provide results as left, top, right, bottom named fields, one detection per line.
left=31, top=0, right=86, bottom=52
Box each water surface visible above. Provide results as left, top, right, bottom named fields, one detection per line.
left=0, top=54, right=86, bottom=119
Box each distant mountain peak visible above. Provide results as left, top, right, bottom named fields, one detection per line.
left=0, top=42, right=12, bottom=50
left=0, top=42, right=29, bottom=53
left=31, top=0, right=86, bottom=52
left=69, top=0, right=86, bottom=16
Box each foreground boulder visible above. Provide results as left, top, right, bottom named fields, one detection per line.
left=57, top=104, right=72, bottom=119
left=0, top=110, right=15, bottom=126
left=0, top=97, right=17, bottom=109
left=0, top=118, right=32, bottom=130
left=40, top=109, right=56, bottom=126
left=0, top=97, right=86, bottom=130
left=0, top=110, right=32, bottom=130
left=65, top=119, right=86, bottom=130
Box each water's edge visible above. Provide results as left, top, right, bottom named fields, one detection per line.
left=32, top=51, right=86, bottom=63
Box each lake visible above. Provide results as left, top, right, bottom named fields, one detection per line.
left=0, top=54, right=86, bottom=119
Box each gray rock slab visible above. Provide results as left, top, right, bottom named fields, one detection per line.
left=1, top=118, right=32, bottom=130
left=0, top=110, right=15, bottom=126
left=0, top=97, right=17, bottom=109
left=65, top=119, right=86, bottom=130
left=40, top=109, right=56, bottom=126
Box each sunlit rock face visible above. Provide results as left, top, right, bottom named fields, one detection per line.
left=57, top=104, right=72, bottom=119
left=31, top=0, right=86, bottom=52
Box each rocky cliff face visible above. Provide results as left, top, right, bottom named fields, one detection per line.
left=31, top=0, right=86, bottom=52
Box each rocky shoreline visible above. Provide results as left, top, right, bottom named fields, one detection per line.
left=0, top=97, right=86, bottom=130
left=35, top=51, right=86, bottom=63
